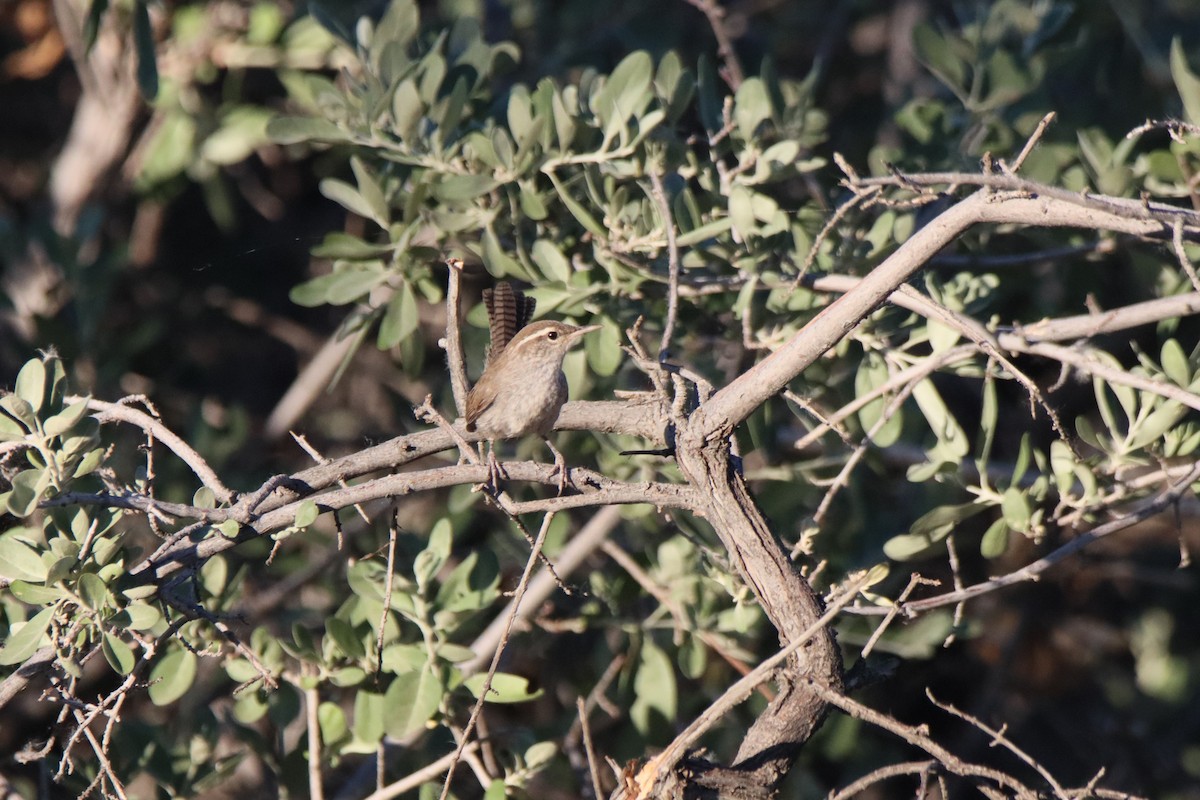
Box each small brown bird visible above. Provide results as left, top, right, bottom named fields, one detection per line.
left=466, top=283, right=598, bottom=438
left=465, top=283, right=598, bottom=486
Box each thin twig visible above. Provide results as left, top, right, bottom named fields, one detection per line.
left=444, top=258, right=470, bottom=416
left=649, top=171, right=682, bottom=359
left=72, top=396, right=235, bottom=503
left=1171, top=217, right=1200, bottom=292
left=685, top=0, right=745, bottom=88
left=926, top=689, right=1068, bottom=800
left=808, top=683, right=1039, bottom=799
left=902, top=462, right=1200, bottom=613
left=576, top=696, right=605, bottom=800
left=306, top=679, right=326, bottom=800
left=826, top=761, right=937, bottom=800
left=361, top=741, right=482, bottom=800
left=377, top=509, right=399, bottom=675
left=438, top=512, right=557, bottom=800
left=1002, top=111, right=1056, bottom=174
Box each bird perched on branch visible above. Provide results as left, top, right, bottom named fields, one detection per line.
left=465, top=282, right=598, bottom=489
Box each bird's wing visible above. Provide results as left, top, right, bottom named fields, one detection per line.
left=464, top=380, right=496, bottom=432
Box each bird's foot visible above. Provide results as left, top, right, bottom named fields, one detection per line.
left=546, top=440, right=570, bottom=495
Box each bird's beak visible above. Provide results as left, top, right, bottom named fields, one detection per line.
left=569, top=324, right=602, bottom=340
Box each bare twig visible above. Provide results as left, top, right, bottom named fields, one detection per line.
left=684, top=0, right=745, bottom=89
left=648, top=171, right=682, bottom=359
left=926, top=689, right=1068, bottom=800
left=902, top=462, right=1200, bottom=613
left=361, top=741, right=482, bottom=800
left=73, top=396, right=235, bottom=503
left=1002, top=112, right=1056, bottom=174
left=827, top=761, right=937, bottom=800
left=306, top=680, right=326, bottom=800
left=438, top=512, right=557, bottom=800
left=577, top=696, right=606, bottom=800
left=444, top=258, right=470, bottom=416
left=808, top=683, right=1039, bottom=799
left=1171, top=217, right=1200, bottom=292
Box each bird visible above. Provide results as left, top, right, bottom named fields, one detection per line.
left=465, top=282, right=598, bottom=488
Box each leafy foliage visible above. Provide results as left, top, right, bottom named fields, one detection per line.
left=5, top=0, right=1200, bottom=798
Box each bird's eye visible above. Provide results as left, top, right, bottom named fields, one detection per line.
left=546, top=330, right=559, bottom=341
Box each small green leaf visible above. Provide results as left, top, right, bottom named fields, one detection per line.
left=383, top=664, right=444, bottom=736
left=318, top=701, right=348, bottom=745
left=350, top=157, right=389, bottom=227
left=734, top=77, right=771, bottom=139
left=7, top=468, right=46, bottom=517
left=432, top=175, right=500, bottom=204
left=1000, top=488, right=1031, bottom=532
left=0, top=536, right=48, bottom=582
left=729, top=185, right=756, bottom=239
left=112, top=602, right=162, bottom=632
left=102, top=632, right=136, bottom=676
left=545, top=172, right=606, bottom=239
left=1129, top=400, right=1187, bottom=451
left=0, top=606, right=56, bottom=665
left=14, top=359, right=46, bottom=413
left=8, top=581, right=65, bottom=605
left=1050, top=440, right=1076, bottom=492
left=43, top=400, right=91, bottom=437
left=77, top=572, right=110, bottom=611
left=585, top=315, right=623, bottom=377
left=1171, top=37, right=1200, bottom=126
left=910, top=502, right=987, bottom=537
left=912, top=378, right=968, bottom=458
left=391, top=78, right=423, bottom=142
left=1160, top=339, right=1190, bottom=386
left=312, top=233, right=394, bottom=260
left=594, top=51, right=652, bottom=128
left=353, top=691, right=387, bottom=744
left=531, top=240, right=571, bottom=283
left=630, top=640, right=675, bottom=735
left=913, top=23, right=966, bottom=96
left=149, top=647, right=197, bottom=705
left=855, top=353, right=903, bottom=448
left=294, top=500, right=320, bottom=528
left=325, top=265, right=387, bottom=305
left=883, top=531, right=944, bottom=561
left=378, top=282, right=419, bottom=349
left=326, top=617, right=366, bottom=660
left=73, top=448, right=105, bottom=478
left=463, top=671, right=542, bottom=704
left=233, top=689, right=269, bottom=723
left=381, top=643, right=427, bottom=674
left=980, top=518, right=1010, bottom=559
left=320, top=179, right=380, bottom=224
left=525, top=741, right=557, bottom=771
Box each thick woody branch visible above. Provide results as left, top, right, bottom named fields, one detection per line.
left=696, top=188, right=1200, bottom=438
left=129, top=461, right=698, bottom=583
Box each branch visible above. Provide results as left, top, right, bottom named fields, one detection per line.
left=809, top=681, right=1040, bottom=799
left=626, top=575, right=868, bottom=799
left=697, top=186, right=1200, bottom=437
left=901, top=462, right=1200, bottom=613
left=443, top=258, right=469, bottom=416
left=74, top=396, right=236, bottom=503
left=128, top=462, right=699, bottom=583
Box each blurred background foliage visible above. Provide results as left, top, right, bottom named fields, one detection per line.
left=3, top=0, right=1200, bottom=798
